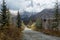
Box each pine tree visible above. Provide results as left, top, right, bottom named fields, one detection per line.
left=16, top=11, right=21, bottom=28
left=6, top=8, right=11, bottom=26
left=35, top=18, right=43, bottom=29
left=29, top=19, right=33, bottom=26
left=54, top=0, right=59, bottom=22
left=1, top=0, right=10, bottom=27
left=1, top=0, right=7, bottom=27
left=52, top=0, right=59, bottom=30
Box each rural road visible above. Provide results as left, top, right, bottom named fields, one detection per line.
left=22, top=27, right=60, bottom=40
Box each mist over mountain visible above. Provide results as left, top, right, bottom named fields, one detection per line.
left=10, top=10, right=37, bottom=25
left=30, top=8, right=60, bottom=21
left=9, top=8, right=60, bottom=23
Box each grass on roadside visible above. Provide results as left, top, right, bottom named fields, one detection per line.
left=30, top=23, right=60, bottom=37
left=0, top=24, right=23, bottom=40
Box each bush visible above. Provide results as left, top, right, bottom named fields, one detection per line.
left=0, top=24, right=23, bottom=40
left=35, top=19, right=43, bottom=29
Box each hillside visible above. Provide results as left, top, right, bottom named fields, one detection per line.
left=30, top=9, right=60, bottom=21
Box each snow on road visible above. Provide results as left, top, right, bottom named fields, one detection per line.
left=23, top=27, right=60, bottom=40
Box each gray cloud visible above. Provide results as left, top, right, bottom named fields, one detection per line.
left=0, top=0, right=57, bottom=12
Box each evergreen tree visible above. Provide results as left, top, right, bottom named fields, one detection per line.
left=35, top=18, right=43, bottom=29
left=0, top=12, right=2, bottom=23
left=52, top=0, right=59, bottom=30
left=1, top=0, right=7, bottom=27
left=6, top=8, right=11, bottom=26
left=54, top=0, right=59, bottom=22
left=0, top=0, right=10, bottom=27
left=16, top=11, right=21, bottom=28
left=29, top=19, right=33, bottom=26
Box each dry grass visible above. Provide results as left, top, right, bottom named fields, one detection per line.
left=32, top=27, right=60, bottom=37
left=0, top=24, right=23, bottom=40
left=31, top=23, right=60, bottom=37
left=42, top=29, right=60, bottom=37
left=31, top=23, right=43, bottom=31
left=31, top=23, right=36, bottom=30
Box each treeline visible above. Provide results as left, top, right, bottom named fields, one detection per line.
left=30, top=0, right=60, bottom=31
left=29, top=0, right=60, bottom=37
left=0, top=0, right=23, bottom=40
left=0, top=0, right=22, bottom=30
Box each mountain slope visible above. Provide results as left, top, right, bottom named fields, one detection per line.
left=30, top=9, right=59, bottom=21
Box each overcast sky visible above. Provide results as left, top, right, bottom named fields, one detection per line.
left=0, top=0, right=60, bottom=12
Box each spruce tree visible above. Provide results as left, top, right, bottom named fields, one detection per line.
left=6, top=8, right=11, bottom=26
left=52, top=0, right=59, bottom=30
left=1, top=0, right=10, bottom=27
left=54, top=0, right=59, bottom=22
left=16, top=11, right=21, bottom=28
left=35, top=18, right=43, bottom=29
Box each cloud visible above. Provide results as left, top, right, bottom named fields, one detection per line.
left=0, top=0, right=60, bottom=12
left=6, top=0, right=26, bottom=10
left=10, top=10, right=18, bottom=15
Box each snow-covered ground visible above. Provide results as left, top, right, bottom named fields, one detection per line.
left=23, top=27, right=60, bottom=40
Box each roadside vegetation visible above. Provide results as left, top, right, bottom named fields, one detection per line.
left=0, top=0, right=24, bottom=40
left=28, top=0, right=60, bottom=37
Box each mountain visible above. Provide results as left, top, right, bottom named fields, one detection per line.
left=21, top=11, right=37, bottom=25
left=21, top=11, right=37, bottom=18
left=30, top=8, right=60, bottom=21
left=10, top=10, right=37, bottom=25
